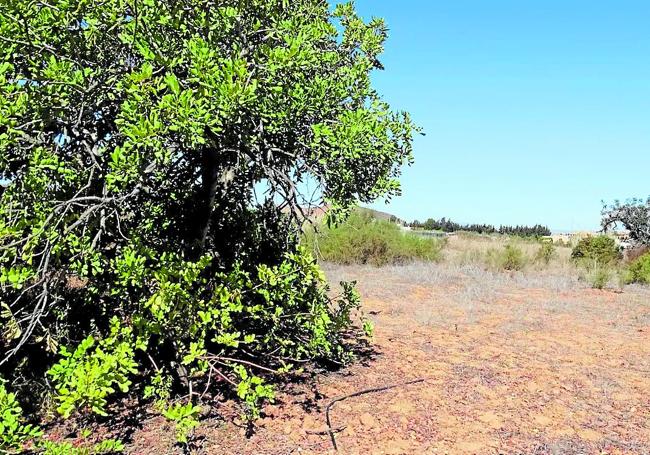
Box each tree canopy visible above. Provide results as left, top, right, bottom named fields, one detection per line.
left=0, top=0, right=416, bottom=448
left=410, top=217, right=551, bottom=237
left=602, top=198, right=650, bottom=246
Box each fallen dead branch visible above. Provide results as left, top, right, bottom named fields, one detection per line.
left=305, top=426, right=346, bottom=436
left=324, top=377, right=428, bottom=451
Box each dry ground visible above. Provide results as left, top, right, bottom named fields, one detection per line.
left=127, top=248, right=650, bottom=454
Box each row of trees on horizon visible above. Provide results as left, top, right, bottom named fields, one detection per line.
left=409, top=217, right=552, bottom=237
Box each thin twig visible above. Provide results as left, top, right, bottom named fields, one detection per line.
left=324, top=377, right=427, bottom=451
left=306, top=425, right=346, bottom=436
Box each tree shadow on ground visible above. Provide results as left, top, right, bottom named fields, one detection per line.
left=272, top=336, right=381, bottom=416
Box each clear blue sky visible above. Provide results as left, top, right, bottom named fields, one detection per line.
left=349, top=0, right=650, bottom=231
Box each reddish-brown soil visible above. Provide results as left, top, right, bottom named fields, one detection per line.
left=127, top=263, right=650, bottom=454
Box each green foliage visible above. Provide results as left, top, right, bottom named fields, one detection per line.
left=47, top=318, right=139, bottom=418
left=232, top=364, right=276, bottom=421
left=571, top=236, right=621, bottom=265
left=40, top=247, right=366, bottom=425
left=0, top=379, right=122, bottom=453
left=304, top=211, right=444, bottom=266
left=488, top=244, right=526, bottom=271
left=0, top=0, right=408, bottom=439
left=626, top=253, right=650, bottom=284
left=40, top=438, right=124, bottom=455
left=163, top=402, right=201, bottom=445
left=143, top=371, right=172, bottom=403
left=0, top=380, right=42, bottom=454
left=584, top=262, right=612, bottom=290
left=534, top=242, right=557, bottom=265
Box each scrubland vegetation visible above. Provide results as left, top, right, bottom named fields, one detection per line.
left=305, top=215, right=554, bottom=271
left=303, top=212, right=444, bottom=266
left=570, top=235, right=622, bottom=265
left=305, top=212, right=650, bottom=293
left=627, top=252, right=650, bottom=284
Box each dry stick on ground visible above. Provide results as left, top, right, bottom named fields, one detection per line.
left=305, top=426, right=346, bottom=436
left=325, top=377, right=428, bottom=451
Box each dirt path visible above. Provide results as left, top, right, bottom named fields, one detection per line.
left=130, top=263, right=650, bottom=454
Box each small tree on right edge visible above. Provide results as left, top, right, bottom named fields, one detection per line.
left=602, top=198, right=650, bottom=246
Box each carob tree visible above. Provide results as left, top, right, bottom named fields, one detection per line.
left=0, top=0, right=416, bottom=447
left=602, top=198, right=650, bottom=246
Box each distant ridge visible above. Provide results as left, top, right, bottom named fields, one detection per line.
left=284, top=204, right=404, bottom=224
left=358, top=206, right=404, bottom=224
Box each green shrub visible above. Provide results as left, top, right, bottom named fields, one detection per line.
left=0, top=381, right=42, bottom=454
left=571, top=235, right=621, bottom=265
left=585, top=263, right=612, bottom=289
left=616, top=269, right=631, bottom=290
left=47, top=318, right=139, bottom=418
left=163, top=402, right=202, bottom=445
left=535, top=242, right=557, bottom=265
left=488, top=244, right=526, bottom=271
left=40, top=439, right=124, bottom=455
left=1, top=380, right=123, bottom=453
left=46, top=248, right=365, bottom=424
left=627, top=253, right=650, bottom=284
left=303, top=212, right=444, bottom=266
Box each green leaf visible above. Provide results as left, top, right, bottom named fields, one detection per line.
left=164, top=73, right=180, bottom=95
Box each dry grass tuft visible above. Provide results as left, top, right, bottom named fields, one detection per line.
left=322, top=231, right=648, bottom=327
left=444, top=233, right=575, bottom=273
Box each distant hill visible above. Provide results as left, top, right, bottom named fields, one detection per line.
left=358, top=206, right=404, bottom=224
left=284, top=204, right=404, bottom=225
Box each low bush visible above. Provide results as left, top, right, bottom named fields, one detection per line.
left=586, top=264, right=612, bottom=289
left=487, top=244, right=527, bottom=271
left=535, top=242, right=557, bottom=265
left=0, top=380, right=42, bottom=454
left=46, top=319, right=139, bottom=418
left=1, top=379, right=124, bottom=454
left=163, top=402, right=202, bottom=445
left=40, top=439, right=124, bottom=455
left=304, top=212, right=444, bottom=266
left=571, top=235, right=621, bottom=265
left=2, top=247, right=370, bottom=451
left=626, top=253, right=650, bottom=284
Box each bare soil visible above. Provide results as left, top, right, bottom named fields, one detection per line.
left=127, top=262, right=650, bottom=455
